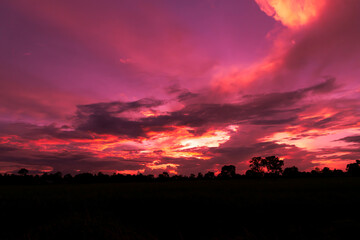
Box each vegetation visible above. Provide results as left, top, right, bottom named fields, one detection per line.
left=0, top=177, right=360, bottom=239
left=0, top=157, right=359, bottom=239
left=247, top=156, right=284, bottom=176
left=0, top=156, right=358, bottom=185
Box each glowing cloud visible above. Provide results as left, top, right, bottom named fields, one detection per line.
left=255, top=0, right=325, bottom=27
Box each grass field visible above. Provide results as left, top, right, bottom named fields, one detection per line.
left=1, top=177, right=360, bottom=239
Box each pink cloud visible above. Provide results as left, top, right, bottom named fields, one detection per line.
left=7, top=0, right=216, bottom=80
left=0, top=65, right=92, bottom=122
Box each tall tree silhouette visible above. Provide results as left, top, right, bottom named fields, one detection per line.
left=346, top=160, right=360, bottom=176
left=283, top=166, right=299, bottom=177
left=249, top=157, right=263, bottom=173
left=246, top=157, right=265, bottom=177
left=219, top=165, right=236, bottom=178
left=204, top=171, right=215, bottom=179
left=18, top=168, right=29, bottom=176
left=247, top=156, right=284, bottom=176
left=264, top=156, right=284, bottom=175
left=158, top=172, right=170, bottom=180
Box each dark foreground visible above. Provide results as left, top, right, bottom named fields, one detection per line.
left=1, top=178, right=360, bottom=240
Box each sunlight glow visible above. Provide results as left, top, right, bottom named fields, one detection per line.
left=146, top=160, right=179, bottom=170
left=179, top=130, right=230, bottom=150
left=255, top=0, right=326, bottom=28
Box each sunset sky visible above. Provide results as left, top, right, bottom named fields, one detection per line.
left=1, top=0, right=360, bottom=175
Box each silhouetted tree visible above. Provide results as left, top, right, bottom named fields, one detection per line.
left=63, top=174, right=73, bottom=182
left=48, top=172, right=62, bottom=183
left=332, top=169, right=344, bottom=177
left=96, top=172, right=109, bottom=182
left=219, top=165, right=236, bottom=178
left=311, top=167, right=321, bottom=176
left=2, top=158, right=357, bottom=185
left=283, top=166, right=299, bottom=177
left=171, top=174, right=185, bottom=181
left=74, top=173, right=94, bottom=183
left=18, top=168, right=29, bottom=176
left=346, top=160, right=360, bottom=176
left=245, top=169, right=258, bottom=177
left=248, top=156, right=284, bottom=176
left=249, top=157, right=263, bottom=173
left=264, top=156, right=284, bottom=175
left=204, top=171, right=215, bottom=179
left=158, top=172, right=169, bottom=180
left=321, top=167, right=332, bottom=177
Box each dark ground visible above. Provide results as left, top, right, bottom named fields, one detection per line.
left=1, top=177, right=360, bottom=240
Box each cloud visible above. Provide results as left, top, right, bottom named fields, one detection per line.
left=165, top=84, right=200, bottom=102
left=1, top=0, right=360, bottom=174
left=0, top=145, right=18, bottom=153
left=76, top=98, right=164, bottom=116
left=255, top=0, right=326, bottom=27
left=0, top=80, right=336, bottom=174
left=215, top=0, right=360, bottom=96
left=10, top=78, right=330, bottom=145
left=0, top=75, right=352, bottom=174
left=0, top=144, right=148, bottom=174
left=0, top=65, right=90, bottom=122
left=75, top=80, right=333, bottom=138
left=75, top=98, right=167, bottom=138
left=6, top=0, right=216, bottom=79
left=338, top=135, right=360, bottom=143
left=0, top=122, right=93, bottom=140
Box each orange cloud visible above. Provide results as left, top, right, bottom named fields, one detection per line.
left=255, top=0, right=326, bottom=28
left=146, top=160, right=179, bottom=171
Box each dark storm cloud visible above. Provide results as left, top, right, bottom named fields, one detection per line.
left=164, top=84, right=199, bottom=101
left=76, top=98, right=164, bottom=116
left=307, top=77, right=338, bottom=94
left=1, top=97, right=172, bottom=141
left=0, top=79, right=342, bottom=174
left=251, top=117, right=298, bottom=125
left=243, top=77, right=337, bottom=108
left=76, top=114, right=148, bottom=138
left=74, top=78, right=337, bottom=138
left=177, top=91, right=199, bottom=102
left=338, top=135, right=360, bottom=143
left=210, top=141, right=289, bottom=160
left=75, top=98, right=167, bottom=138
left=0, top=148, right=147, bottom=174
left=0, top=122, right=93, bottom=140
left=0, top=145, right=18, bottom=153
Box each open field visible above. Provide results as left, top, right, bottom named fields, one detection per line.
left=1, top=177, right=360, bottom=240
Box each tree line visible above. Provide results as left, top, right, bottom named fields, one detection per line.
left=2, top=157, right=360, bottom=184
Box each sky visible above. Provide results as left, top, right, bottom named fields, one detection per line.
left=1, top=0, right=360, bottom=175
